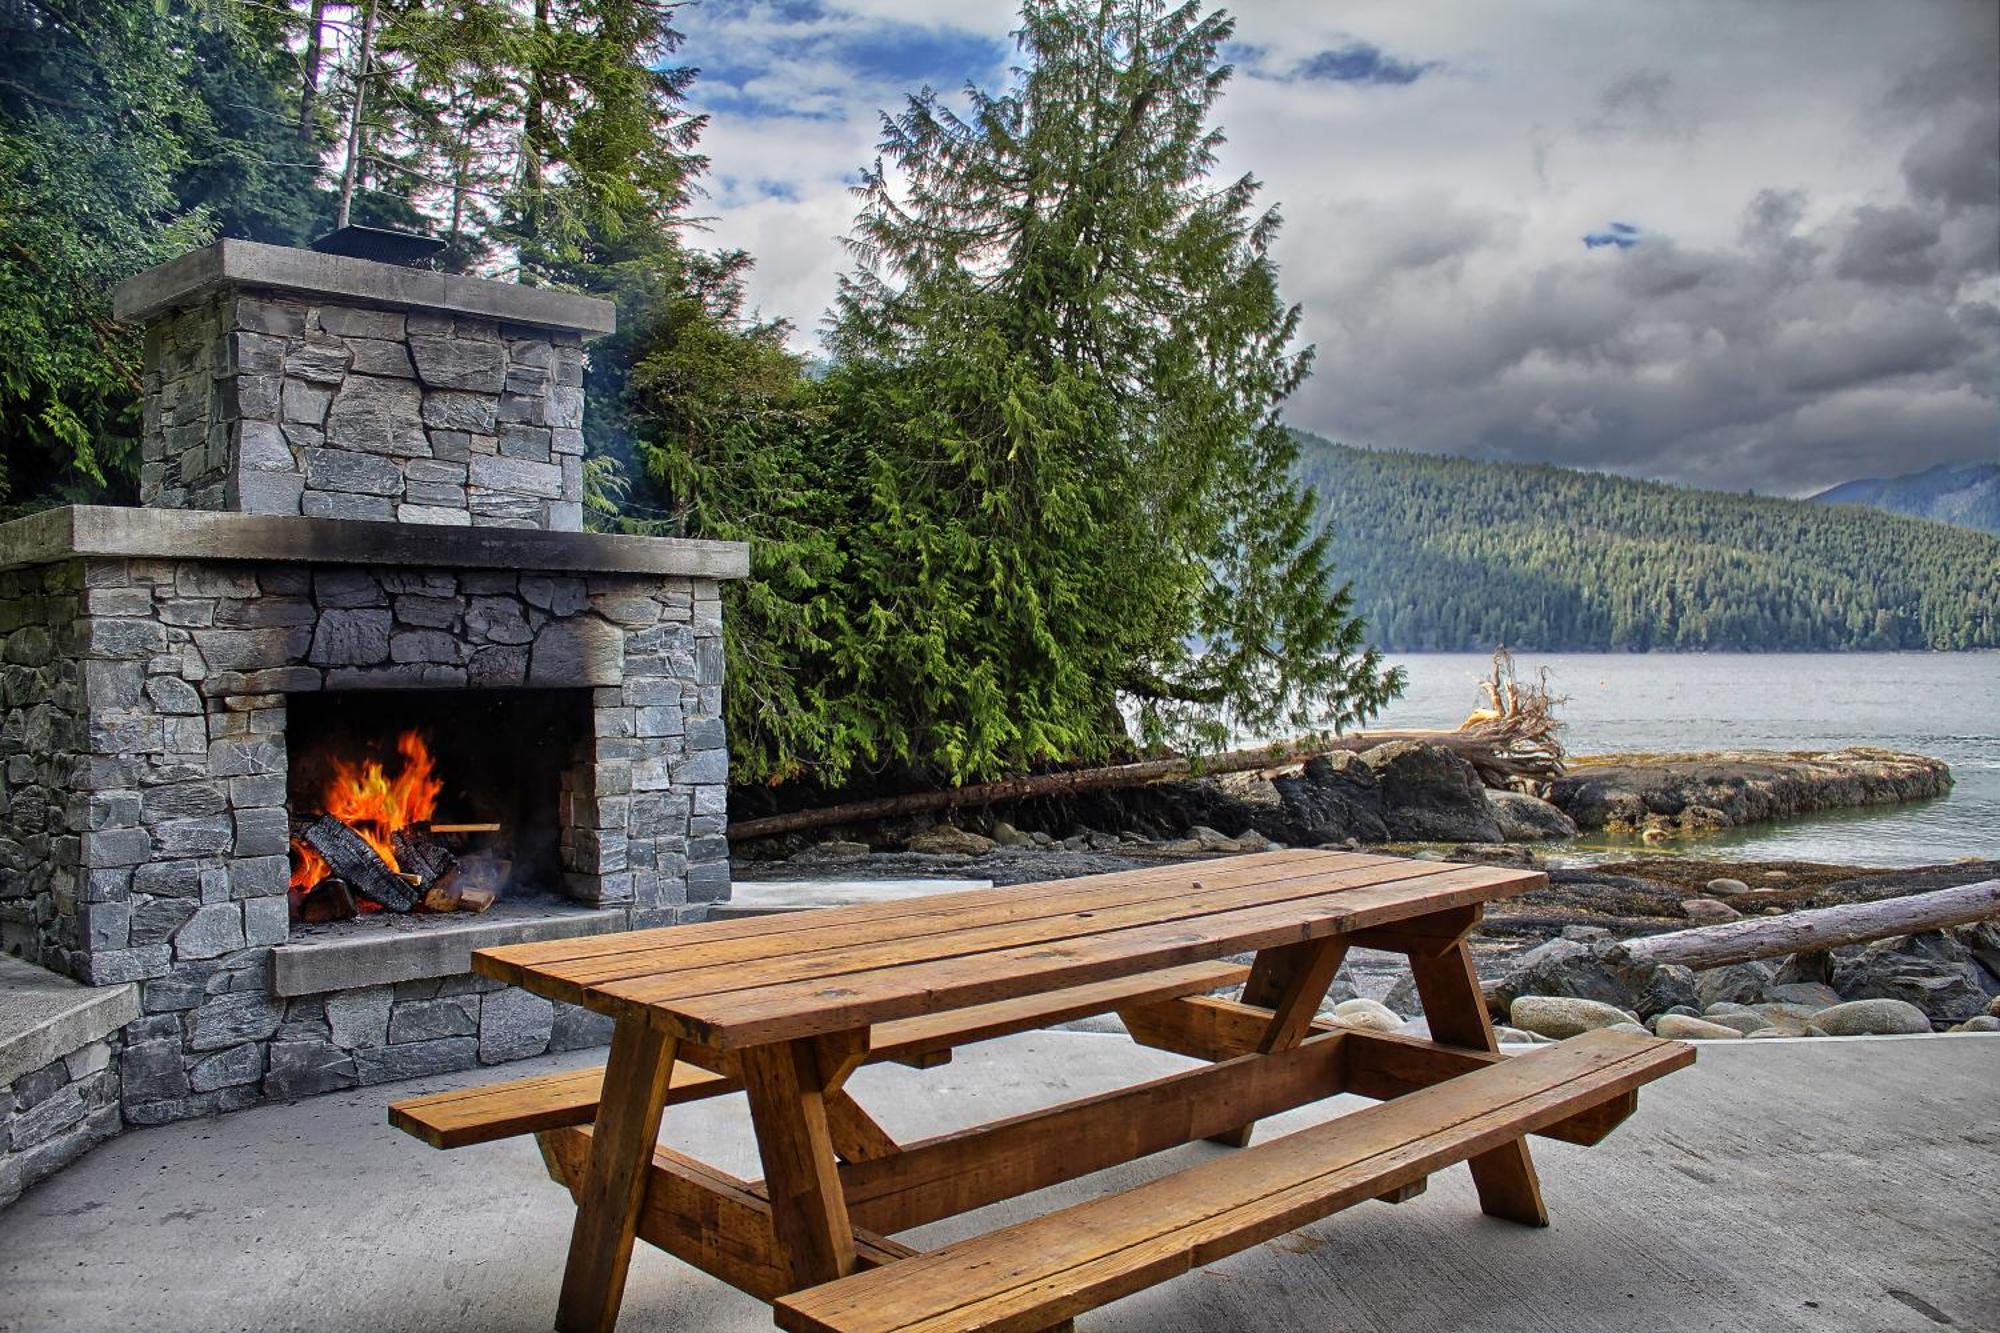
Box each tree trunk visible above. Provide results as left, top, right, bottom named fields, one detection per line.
left=298, top=0, right=329, bottom=142
left=1610, top=879, right=2000, bottom=971
left=727, top=728, right=1546, bottom=843
left=335, top=0, right=380, bottom=230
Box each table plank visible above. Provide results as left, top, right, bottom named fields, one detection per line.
left=485, top=849, right=1342, bottom=974
left=582, top=858, right=1465, bottom=1010
left=609, top=862, right=1540, bottom=1047
left=479, top=850, right=1384, bottom=1001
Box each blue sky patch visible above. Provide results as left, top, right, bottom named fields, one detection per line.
left=1583, top=222, right=1643, bottom=249
left=1294, top=41, right=1439, bottom=86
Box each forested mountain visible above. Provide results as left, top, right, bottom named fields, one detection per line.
left=1292, top=435, right=2000, bottom=652
left=1812, top=461, right=2000, bottom=533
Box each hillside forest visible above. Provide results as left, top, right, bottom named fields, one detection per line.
left=1295, top=435, right=2000, bottom=653
left=0, top=0, right=1398, bottom=790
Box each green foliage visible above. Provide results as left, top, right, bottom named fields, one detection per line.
left=0, top=0, right=216, bottom=510
left=786, top=0, right=1398, bottom=784
left=1292, top=434, right=2000, bottom=651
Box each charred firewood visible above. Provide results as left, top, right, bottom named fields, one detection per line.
left=298, top=878, right=357, bottom=923
left=298, top=815, right=420, bottom=912
left=392, top=828, right=458, bottom=888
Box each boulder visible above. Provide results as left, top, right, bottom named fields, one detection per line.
left=1359, top=741, right=1502, bottom=843
left=1812, top=998, right=1933, bottom=1036
left=904, top=825, right=997, bottom=857
left=1487, top=938, right=1634, bottom=1011
left=1991, top=995, right=2000, bottom=1018
left=1652, top=1014, right=1743, bottom=1040
left=1632, top=964, right=1699, bottom=1018
left=1765, top=981, right=1843, bottom=1009
left=1509, top=995, right=1639, bottom=1039
left=1327, top=998, right=1403, bottom=1033
left=1949, top=1016, right=1999, bottom=1033
left=989, top=821, right=1033, bottom=848
left=1681, top=897, right=1742, bottom=925
left=1492, top=1025, right=1546, bottom=1044
left=1832, top=932, right=1994, bottom=1023
left=1699, top=1008, right=1775, bottom=1036
left=1486, top=791, right=1578, bottom=843
left=1695, top=961, right=1774, bottom=1009
left=789, top=839, right=871, bottom=865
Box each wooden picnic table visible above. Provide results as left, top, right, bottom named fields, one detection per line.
left=391, top=848, right=1693, bottom=1333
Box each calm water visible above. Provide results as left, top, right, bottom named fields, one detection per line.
left=1368, top=652, right=2000, bottom=867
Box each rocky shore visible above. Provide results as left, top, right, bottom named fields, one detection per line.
left=1547, top=747, right=1952, bottom=838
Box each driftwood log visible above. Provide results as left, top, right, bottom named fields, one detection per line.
left=729, top=726, right=1555, bottom=843
left=1609, top=878, right=2000, bottom=971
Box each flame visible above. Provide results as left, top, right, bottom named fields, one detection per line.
left=290, top=730, right=443, bottom=902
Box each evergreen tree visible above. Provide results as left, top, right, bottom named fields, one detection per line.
left=0, top=0, right=216, bottom=511
left=811, top=0, right=1397, bottom=782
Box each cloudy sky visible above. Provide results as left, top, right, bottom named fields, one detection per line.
left=674, top=0, right=1999, bottom=495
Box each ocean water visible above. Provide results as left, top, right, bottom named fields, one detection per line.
left=1367, top=652, right=2000, bottom=867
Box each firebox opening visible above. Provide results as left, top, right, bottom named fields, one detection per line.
left=286, top=689, right=588, bottom=924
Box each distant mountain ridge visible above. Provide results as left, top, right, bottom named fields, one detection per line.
left=1288, top=433, right=2000, bottom=652
left=1811, top=461, right=2000, bottom=533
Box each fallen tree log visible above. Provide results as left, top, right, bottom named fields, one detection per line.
left=1608, top=878, right=2000, bottom=972
left=729, top=726, right=1553, bottom=843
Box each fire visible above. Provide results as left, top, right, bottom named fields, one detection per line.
left=290, top=730, right=444, bottom=898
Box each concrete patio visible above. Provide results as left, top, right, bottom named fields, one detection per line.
left=0, top=1030, right=1993, bottom=1333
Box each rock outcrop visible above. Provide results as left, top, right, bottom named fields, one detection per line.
left=1546, top=747, right=1951, bottom=834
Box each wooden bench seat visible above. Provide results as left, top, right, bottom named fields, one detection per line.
left=391, top=961, right=1250, bottom=1149
left=774, top=1028, right=1693, bottom=1333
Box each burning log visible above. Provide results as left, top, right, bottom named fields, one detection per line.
left=298, top=814, right=421, bottom=912
left=393, top=827, right=458, bottom=888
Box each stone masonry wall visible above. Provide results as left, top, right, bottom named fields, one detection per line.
left=0, top=562, right=86, bottom=972
left=0, top=553, right=726, bottom=1125
left=0, top=1031, right=122, bottom=1207
left=140, top=290, right=587, bottom=529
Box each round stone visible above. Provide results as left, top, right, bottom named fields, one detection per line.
left=1328, top=998, right=1403, bottom=1033
left=1812, top=998, right=1933, bottom=1036
left=1682, top=897, right=1742, bottom=925
left=1652, top=1014, right=1744, bottom=1040
left=1508, top=995, right=1639, bottom=1039
left=1705, top=877, right=1751, bottom=897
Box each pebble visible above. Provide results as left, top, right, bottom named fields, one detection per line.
left=1705, top=877, right=1751, bottom=897
left=1812, top=998, right=1933, bottom=1036
left=1652, top=1014, right=1744, bottom=1040
left=1509, top=995, right=1641, bottom=1039
left=1327, top=998, right=1403, bottom=1033
left=1681, top=897, right=1742, bottom=924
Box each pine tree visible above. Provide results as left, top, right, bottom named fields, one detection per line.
left=815, top=0, right=1399, bottom=782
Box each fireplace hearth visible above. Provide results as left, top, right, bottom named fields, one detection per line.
left=287, top=689, right=588, bottom=921
left=0, top=239, right=749, bottom=1125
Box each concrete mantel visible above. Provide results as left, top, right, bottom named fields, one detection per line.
left=0, top=505, right=749, bottom=579
left=112, top=238, right=616, bottom=336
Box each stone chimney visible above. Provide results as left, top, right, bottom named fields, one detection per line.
left=112, top=240, right=615, bottom=531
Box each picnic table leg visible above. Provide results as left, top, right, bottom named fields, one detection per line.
left=1207, top=936, right=1349, bottom=1147
left=741, top=1034, right=862, bottom=1291
left=1407, top=935, right=1550, bottom=1227
left=554, top=1016, right=679, bottom=1333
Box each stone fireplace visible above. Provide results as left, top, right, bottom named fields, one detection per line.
left=0, top=240, right=746, bottom=1124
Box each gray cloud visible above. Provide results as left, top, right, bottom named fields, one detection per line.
left=678, top=0, right=2000, bottom=495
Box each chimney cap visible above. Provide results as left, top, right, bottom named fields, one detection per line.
left=309, top=224, right=447, bottom=267
left=112, top=239, right=615, bottom=335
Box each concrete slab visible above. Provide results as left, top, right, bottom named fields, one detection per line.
left=0, top=505, right=748, bottom=579
left=271, top=904, right=628, bottom=996
left=0, top=955, right=138, bottom=1087
left=712, top=877, right=992, bottom=918
left=0, top=1033, right=1993, bottom=1333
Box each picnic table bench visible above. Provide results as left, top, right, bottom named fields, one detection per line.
left=390, top=848, right=1694, bottom=1332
